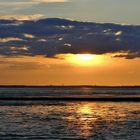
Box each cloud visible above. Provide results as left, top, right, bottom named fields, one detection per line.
left=0, top=14, right=45, bottom=20
left=23, top=34, right=35, bottom=38
left=32, top=0, right=68, bottom=3
left=114, top=31, right=122, bottom=36
left=113, top=52, right=140, bottom=59
left=0, top=18, right=140, bottom=59
left=0, top=37, right=23, bottom=43
left=0, top=0, right=68, bottom=5
left=0, top=0, right=69, bottom=17
left=0, top=2, right=35, bottom=5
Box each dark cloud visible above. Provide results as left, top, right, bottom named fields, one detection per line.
left=0, top=18, right=140, bottom=59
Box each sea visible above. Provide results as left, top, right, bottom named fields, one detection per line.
left=0, top=86, right=139, bottom=140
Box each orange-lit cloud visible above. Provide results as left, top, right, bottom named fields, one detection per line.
left=0, top=37, right=23, bottom=43
left=0, top=14, right=45, bottom=20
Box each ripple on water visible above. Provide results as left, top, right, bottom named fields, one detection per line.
left=0, top=101, right=139, bottom=140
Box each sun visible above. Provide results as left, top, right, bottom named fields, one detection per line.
left=55, top=53, right=105, bottom=66
left=67, top=54, right=96, bottom=65
left=77, top=54, right=95, bottom=61
left=64, top=54, right=103, bottom=66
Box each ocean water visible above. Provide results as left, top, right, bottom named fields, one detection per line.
left=0, top=86, right=140, bottom=98
left=0, top=87, right=140, bottom=140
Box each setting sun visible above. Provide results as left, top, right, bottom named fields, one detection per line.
left=61, top=54, right=105, bottom=66
left=77, top=54, right=95, bottom=61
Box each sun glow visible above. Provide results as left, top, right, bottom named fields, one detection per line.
left=77, top=54, right=95, bottom=61
left=63, top=54, right=104, bottom=66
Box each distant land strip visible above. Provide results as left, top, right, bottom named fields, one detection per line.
left=0, top=85, right=140, bottom=88
left=0, top=97, right=140, bottom=102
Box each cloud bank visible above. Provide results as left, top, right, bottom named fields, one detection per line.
left=32, top=0, right=68, bottom=2
left=0, top=14, right=45, bottom=21
left=0, top=18, right=140, bottom=59
left=0, top=0, right=68, bottom=5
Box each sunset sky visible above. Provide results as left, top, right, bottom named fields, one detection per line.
left=0, top=0, right=140, bottom=85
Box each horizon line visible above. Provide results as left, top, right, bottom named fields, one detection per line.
left=0, top=85, right=140, bottom=88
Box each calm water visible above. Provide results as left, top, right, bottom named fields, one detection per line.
left=0, top=87, right=140, bottom=98
left=0, top=87, right=140, bottom=140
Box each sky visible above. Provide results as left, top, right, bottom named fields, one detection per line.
left=0, top=0, right=140, bottom=86
left=0, top=0, right=140, bottom=24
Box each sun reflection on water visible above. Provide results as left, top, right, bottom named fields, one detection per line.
left=75, top=103, right=97, bottom=137
left=3, top=102, right=138, bottom=139
left=66, top=102, right=128, bottom=138
left=77, top=103, right=94, bottom=115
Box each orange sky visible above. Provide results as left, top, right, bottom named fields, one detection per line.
left=0, top=0, right=140, bottom=86
left=0, top=54, right=140, bottom=86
